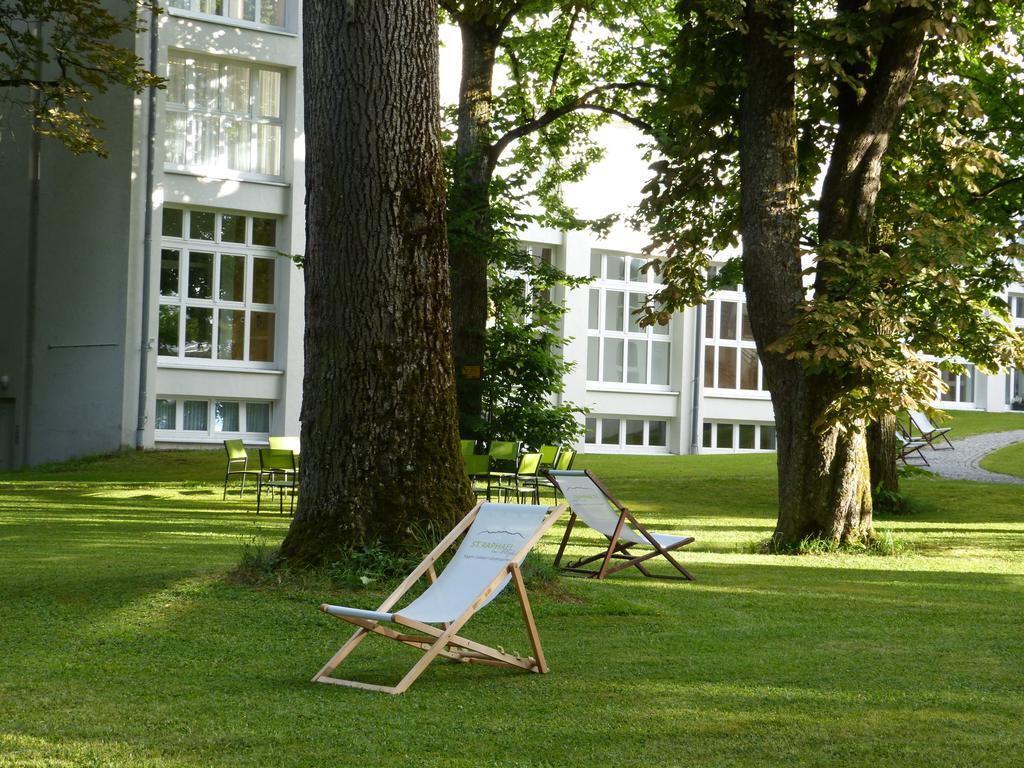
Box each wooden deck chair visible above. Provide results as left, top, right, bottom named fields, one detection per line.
left=548, top=469, right=695, bottom=581
left=908, top=410, right=954, bottom=450
left=314, top=501, right=566, bottom=694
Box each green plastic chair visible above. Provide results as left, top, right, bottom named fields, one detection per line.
left=463, top=453, right=492, bottom=499
left=495, top=452, right=543, bottom=504
left=460, top=440, right=477, bottom=461
left=487, top=440, right=522, bottom=484
left=257, top=448, right=298, bottom=515
left=538, top=444, right=561, bottom=470
left=222, top=439, right=260, bottom=499
left=536, top=447, right=577, bottom=501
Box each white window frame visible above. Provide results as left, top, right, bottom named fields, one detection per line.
left=586, top=250, right=671, bottom=390
left=154, top=397, right=274, bottom=443
left=583, top=416, right=670, bottom=454
left=938, top=364, right=975, bottom=405
left=158, top=207, right=280, bottom=370
left=702, top=283, right=769, bottom=397
left=701, top=421, right=777, bottom=453
left=166, top=0, right=292, bottom=33
left=165, top=52, right=286, bottom=180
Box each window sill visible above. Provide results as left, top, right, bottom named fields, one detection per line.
left=155, top=433, right=271, bottom=445
left=703, top=389, right=771, bottom=400
left=157, top=360, right=284, bottom=374
left=585, top=384, right=678, bottom=395
left=166, top=9, right=298, bottom=37
left=163, top=168, right=290, bottom=187
left=581, top=446, right=671, bottom=455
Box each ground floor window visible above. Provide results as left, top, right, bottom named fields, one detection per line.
left=584, top=416, right=669, bottom=451
left=702, top=421, right=776, bottom=452
left=1007, top=369, right=1024, bottom=410
left=155, top=397, right=272, bottom=439
left=939, top=365, right=974, bottom=404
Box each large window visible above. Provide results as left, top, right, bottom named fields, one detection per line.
left=167, top=0, right=287, bottom=28
left=586, top=251, right=671, bottom=387
left=159, top=207, right=279, bottom=366
left=702, top=421, right=777, bottom=452
left=155, top=397, right=272, bottom=439
left=165, top=53, right=284, bottom=177
left=703, top=289, right=768, bottom=393
left=939, top=365, right=974, bottom=404
left=584, top=416, right=669, bottom=452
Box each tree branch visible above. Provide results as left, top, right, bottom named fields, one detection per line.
left=489, top=81, right=657, bottom=164
left=973, top=175, right=1024, bottom=199
left=549, top=6, right=580, bottom=99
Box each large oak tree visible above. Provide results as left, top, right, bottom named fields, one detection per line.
left=278, top=0, right=471, bottom=566
left=640, top=0, right=1024, bottom=545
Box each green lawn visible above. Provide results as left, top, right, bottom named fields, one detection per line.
left=909, top=408, right=1024, bottom=439
left=2, top=449, right=1023, bottom=767
left=979, top=440, right=1024, bottom=479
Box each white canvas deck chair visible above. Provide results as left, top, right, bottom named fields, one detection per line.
left=314, top=501, right=566, bottom=694
left=548, top=469, right=695, bottom=581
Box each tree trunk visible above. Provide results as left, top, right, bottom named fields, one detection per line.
left=868, top=414, right=899, bottom=496
left=740, top=0, right=873, bottom=546
left=279, top=0, right=472, bottom=566
left=449, top=21, right=500, bottom=439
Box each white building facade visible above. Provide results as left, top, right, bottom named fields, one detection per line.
left=1, top=3, right=1021, bottom=469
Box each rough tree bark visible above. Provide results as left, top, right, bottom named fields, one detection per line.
left=278, top=0, right=472, bottom=566
left=449, top=19, right=502, bottom=439
left=740, top=1, right=925, bottom=544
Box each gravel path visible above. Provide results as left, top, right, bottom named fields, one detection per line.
left=917, top=428, right=1024, bottom=484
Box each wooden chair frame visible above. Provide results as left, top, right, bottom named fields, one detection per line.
left=549, top=469, right=695, bottom=581
left=314, top=502, right=566, bottom=695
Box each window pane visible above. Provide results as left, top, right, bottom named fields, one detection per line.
left=720, top=301, right=737, bottom=340
left=261, top=0, right=285, bottom=26
left=718, top=346, right=737, bottom=389
left=601, top=418, right=620, bottom=445
left=629, top=257, right=646, bottom=282
left=960, top=367, right=974, bottom=402
left=160, top=249, right=180, bottom=297
left=217, top=309, right=246, bottom=360
left=219, top=254, right=245, bottom=300
left=256, top=123, right=281, bottom=175
left=162, top=208, right=183, bottom=237
left=741, top=304, right=754, bottom=341
left=188, top=252, right=214, bottom=298
left=225, top=118, right=252, bottom=172
left=702, top=422, right=712, bottom=448
left=652, top=312, right=669, bottom=335
left=252, top=217, right=277, bottom=247
left=704, top=345, right=715, bottom=387
left=760, top=425, right=777, bottom=450
left=939, top=369, right=955, bottom=402
left=704, top=301, right=715, bottom=338
left=247, top=402, right=271, bottom=433
left=625, top=419, right=644, bottom=446
left=588, top=289, right=600, bottom=330
left=585, top=417, right=597, bottom=443
left=220, top=214, right=246, bottom=244
left=651, top=342, right=670, bottom=386
left=192, top=59, right=220, bottom=111
left=629, top=292, right=645, bottom=332
left=199, top=0, right=222, bottom=14
left=190, top=211, right=215, bottom=241
left=183, top=401, right=208, bottom=431
left=587, top=336, right=600, bottom=381
left=167, top=56, right=187, bottom=104
left=195, top=115, right=220, bottom=167
left=717, top=423, right=733, bottom=449
left=258, top=70, right=282, bottom=118
left=158, top=306, right=180, bottom=355
left=155, top=399, right=176, bottom=430
left=739, top=424, right=755, bottom=449
left=649, top=420, right=667, bottom=447
left=223, top=64, right=250, bottom=114
left=249, top=311, right=275, bottom=362
left=589, top=251, right=602, bottom=278
left=184, top=307, right=213, bottom=358
left=602, top=338, right=623, bottom=382
left=215, top=401, right=240, bottom=432
left=627, top=340, right=647, bottom=384
left=252, top=258, right=275, bottom=303
left=740, top=348, right=759, bottom=390
left=604, top=291, right=624, bottom=331
left=606, top=255, right=625, bottom=280
left=164, top=112, right=187, bottom=166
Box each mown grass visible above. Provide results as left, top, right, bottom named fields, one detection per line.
left=979, top=439, right=1024, bottom=479
left=913, top=408, right=1024, bottom=439
left=1, top=449, right=1022, bottom=767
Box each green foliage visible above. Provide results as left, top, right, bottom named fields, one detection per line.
left=637, top=0, right=1024, bottom=425
left=750, top=529, right=913, bottom=557
left=0, top=0, right=163, bottom=155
